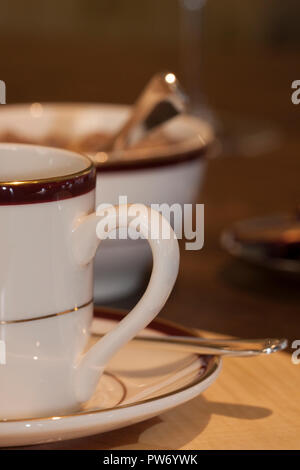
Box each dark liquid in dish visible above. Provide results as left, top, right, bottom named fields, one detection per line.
left=233, top=216, right=300, bottom=261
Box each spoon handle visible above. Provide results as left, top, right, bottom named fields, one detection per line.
left=102, top=72, right=187, bottom=153
left=131, top=336, right=288, bottom=357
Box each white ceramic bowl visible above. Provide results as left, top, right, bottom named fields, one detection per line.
left=0, top=103, right=215, bottom=302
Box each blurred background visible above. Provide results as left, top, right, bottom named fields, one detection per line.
left=1, top=0, right=300, bottom=340
left=1, top=0, right=299, bottom=124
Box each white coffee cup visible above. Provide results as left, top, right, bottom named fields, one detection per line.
left=0, top=143, right=179, bottom=419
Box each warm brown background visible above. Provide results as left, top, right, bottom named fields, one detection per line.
left=1, top=0, right=300, bottom=451
left=1, top=0, right=300, bottom=340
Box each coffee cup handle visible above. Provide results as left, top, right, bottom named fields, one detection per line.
left=72, top=204, right=179, bottom=403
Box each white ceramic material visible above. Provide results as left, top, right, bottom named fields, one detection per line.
left=0, top=103, right=214, bottom=301
left=0, top=143, right=179, bottom=420
left=0, top=310, right=221, bottom=448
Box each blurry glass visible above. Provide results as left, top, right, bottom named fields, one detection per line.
left=178, top=0, right=212, bottom=119
left=178, top=0, right=282, bottom=158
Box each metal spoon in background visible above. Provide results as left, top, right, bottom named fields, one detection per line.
left=99, top=335, right=287, bottom=357
left=99, top=71, right=188, bottom=154
left=132, top=336, right=287, bottom=357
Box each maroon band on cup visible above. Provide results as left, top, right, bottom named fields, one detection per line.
left=0, top=167, right=96, bottom=205
left=96, top=142, right=215, bottom=173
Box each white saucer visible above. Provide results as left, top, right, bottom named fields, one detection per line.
left=0, top=308, right=221, bottom=448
